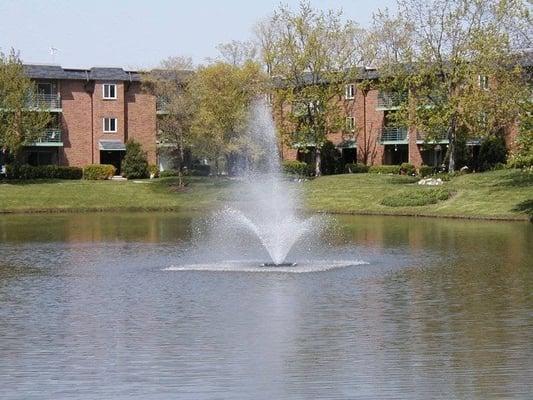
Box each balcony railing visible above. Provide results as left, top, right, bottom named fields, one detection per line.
left=156, top=98, right=169, bottom=114
left=417, top=131, right=449, bottom=143
left=377, top=92, right=407, bottom=110
left=27, top=94, right=62, bottom=110
left=380, top=126, right=408, bottom=143
left=33, top=129, right=62, bottom=145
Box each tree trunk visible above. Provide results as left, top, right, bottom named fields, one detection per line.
left=448, top=116, right=457, bottom=172
left=315, top=147, right=322, bottom=177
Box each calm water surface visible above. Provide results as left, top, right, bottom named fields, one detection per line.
left=0, top=213, right=531, bottom=399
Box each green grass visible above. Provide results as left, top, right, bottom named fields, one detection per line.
left=304, top=169, right=533, bottom=220
left=0, top=177, right=230, bottom=213
left=0, top=169, right=531, bottom=220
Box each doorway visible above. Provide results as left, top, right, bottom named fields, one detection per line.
left=100, top=151, right=125, bottom=174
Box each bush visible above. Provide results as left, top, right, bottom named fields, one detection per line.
left=418, top=165, right=434, bottom=177
left=121, top=140, right=149, bottom=179
left=83, top=164, right=116, bottom=180
left=369, top=165, right=401, bottom=174
left=380, top=187, right=452, bottom=207
left=344, top=163, right=369, bottom=173
left=478, top=135, right=507, bottom=171
left=160, top=169, right=180, bottom=178
left=148, top=164, right=159, bottom=178
left=507, top=128, right=533, bottom=169
left=282, top=160, right=309, bottom=177
left=6, top=164, right=82, bottom=180
left=190, top=164, right=210, bottom=176
left=400, top=162, right=416, bottom=175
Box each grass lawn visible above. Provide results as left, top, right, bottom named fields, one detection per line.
left=304, top=169, right=533, bottom=220
left=0, top=169, right=531, bottom=220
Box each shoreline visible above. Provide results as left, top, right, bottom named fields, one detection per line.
left=1, top=205, right=529, bottom=222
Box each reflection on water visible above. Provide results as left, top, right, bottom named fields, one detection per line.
left=0, top=213, right=531, bottom=399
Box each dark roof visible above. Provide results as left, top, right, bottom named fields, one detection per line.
left=23, top=64, right=142, bottom=81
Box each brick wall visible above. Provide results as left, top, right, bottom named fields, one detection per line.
left=60, top=80, right=93, bottom=166
left=125, top=82, right=157, bottom=164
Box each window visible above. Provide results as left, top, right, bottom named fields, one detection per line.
left=346, top=117, right=355, bottom=132
left=478, top=75, right=489, bottom=90
left=103, top=117, right=117, bottom=133
left=103, top=83, right=117, bottom=99
left=345, top=84, right=355, bottom=99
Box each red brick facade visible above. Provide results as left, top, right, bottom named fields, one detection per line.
left=23, top=65, right=157, bottom=171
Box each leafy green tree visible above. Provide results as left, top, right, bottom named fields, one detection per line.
left=143, top=56, right=195, bottom=186
left=371, top=0, right=531, bottom=171
left=256, top=1, right=363, bottom=176
left=0, top=49, right=51, bottom=157
left=121, top=140, right=149, bottom=179
left=188, top=61, right=267, bottom=175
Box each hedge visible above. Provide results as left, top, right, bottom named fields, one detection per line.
left=344, top=163, right=369, bottom=173
left=160, top=169, right=180, bottom=178
left=369, top=165, right=401, bottom=174
left=282, top=160, right=310, bottom=177
left=148, top=164, right=159, bottom=178
left=380, top=187, right=452, bottom=207
left=4, top=164, right=82, bottom=180
left=418, top=165, right=434, bottom=177
left=400, top=162, right=416, bottom=175
left=190, top=164, right=210, bottom=176
left=83, top=164, right=116, bottom=180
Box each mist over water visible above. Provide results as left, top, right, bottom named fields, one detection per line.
left=197, top=98, right=326, bottom=266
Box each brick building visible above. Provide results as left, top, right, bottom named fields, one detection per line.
left=21, top=65, right=158, bottom=173
left=282, top=56, right=532, bottom=169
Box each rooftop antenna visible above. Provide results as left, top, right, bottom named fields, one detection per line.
left=49, top=46, right=60, bottom=64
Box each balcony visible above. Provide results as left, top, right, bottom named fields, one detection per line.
left=377, top=92, right=406, bottom=110
left=380, top=127, right=408, bottom=143
left=156, top=98, right=169, bottom=114
left=27, top=94, right=62, bottom=111
left=416, top=131, right=449, bottom=144
left=30, top=129, right=63, bottom=147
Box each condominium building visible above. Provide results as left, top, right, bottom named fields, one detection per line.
left=21, top=64, right=159, bottom=173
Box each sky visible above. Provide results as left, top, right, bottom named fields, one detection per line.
left=0, top=0, right=396, bottom=70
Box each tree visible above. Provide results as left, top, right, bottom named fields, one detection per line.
left=0, top=49, right=51, bottom=157
left=188, top=61, right=267, bottom=175
left=370, top=0, right=531, bottom=171
left=256, top=1, right=363, bottom=176
left=216, top=40, right=258, bottom=66
left=121, top=140, right=149, bottom=179
left=142, top=56, right=195, bottom=186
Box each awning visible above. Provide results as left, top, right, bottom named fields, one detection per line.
left=99, top=140, right=126, bottom=151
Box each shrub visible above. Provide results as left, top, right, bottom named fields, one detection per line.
left=380, top=187, right=452, bottom=207
left=160, top=169, right=180, bottom=178
left=478, top=135, right=507, bottom=171
left=400, top=162, right=416, bottom=175
left=507, top=127, right=533, bottom=169
left=5, top=164, right=82, bottom=180
left=83, top=164, right=116, bottom=180
left=369, top=165, right=401, bottom=174
left=387, top=175, right=419, bottom=184
left=121, top=140, right=149, bottom=179
left=282, top=160, right=309, bottom=177
left=344, top=163, right=369, bottom=173
left=148, top=164, right=159, bottom=178
left=190, top=164, right=210, bottom=176
left=418, top=165, right=434, bottom=177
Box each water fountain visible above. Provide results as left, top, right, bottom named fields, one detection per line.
left=165, top=98, right=366, bottom=272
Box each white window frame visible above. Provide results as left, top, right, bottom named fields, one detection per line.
left=346, top=116, right=355, bottom=132
left=103, top=83, right=117, bottom=99
left=103, top=117, right=117, bottom=133
left=478, top=75, right=489, bottom=90
left=345, top=84, right=355, bottom=100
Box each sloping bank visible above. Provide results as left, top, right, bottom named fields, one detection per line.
left=0, top=170, right=531, bottom=221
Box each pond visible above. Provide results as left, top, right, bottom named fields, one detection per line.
left=0, top=213, right=531, bottom=399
